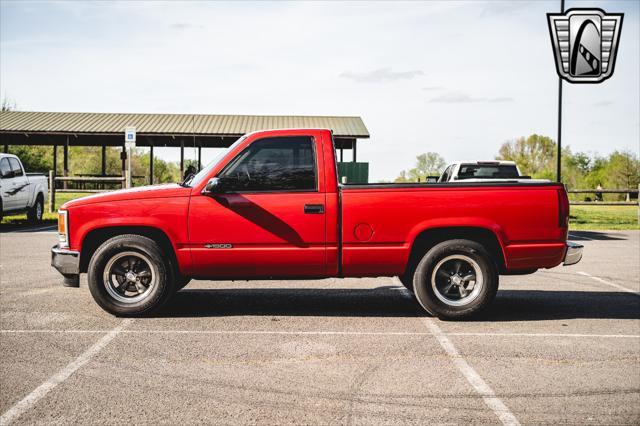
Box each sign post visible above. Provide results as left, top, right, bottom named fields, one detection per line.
left=125, top=127, right=136, bottom=188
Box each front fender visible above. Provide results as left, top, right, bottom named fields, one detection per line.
left=68, top=196, right=190, bottom=269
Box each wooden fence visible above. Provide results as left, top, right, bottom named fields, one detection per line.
left=567, top=186, right=639, bottom=206
left=48, top=171, right=128, bottom=212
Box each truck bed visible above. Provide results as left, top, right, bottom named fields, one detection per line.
left=339, top=181, right=567, bottom=276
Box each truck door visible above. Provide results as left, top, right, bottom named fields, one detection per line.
left=7, top=158, right=29, bottom=210
left=188, top=136, right=327, bottom=278
left=1, top=157, right=27, bottom=211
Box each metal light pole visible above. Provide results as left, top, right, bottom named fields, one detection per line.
left=556, top=0, right=565, bottom=183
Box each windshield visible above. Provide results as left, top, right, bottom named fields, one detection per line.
left=182, top=136, right=246, bottom=187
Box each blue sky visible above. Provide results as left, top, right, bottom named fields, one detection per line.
left=1, top=0, right=638, bottom=181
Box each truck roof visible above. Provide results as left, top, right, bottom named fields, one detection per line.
left=450, top=160, right=517, bottom=166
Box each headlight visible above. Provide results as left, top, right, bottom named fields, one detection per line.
left=58, top=210, right=69, bottom=248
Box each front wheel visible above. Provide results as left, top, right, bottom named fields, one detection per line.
left=87, top=235, right=176, bottom=316
left=413, top=239, right=498, bottom=320
left=176, top=276, right=192, bottom=290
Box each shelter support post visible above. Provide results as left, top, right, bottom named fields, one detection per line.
left=63, top=136, right=69, bottom=190
left=353, top=140, right=357, bottom=162
left=198, top=146, right=202, bottom=170
left=48, top=170, right=55, bottom=213
left=149, top=144, right=154, bottom=185
left=101, top=145, right=106, bottom=176
left=121, top=145, right=126, bottom=189
left=3, top=145, right=7, bottom=153
left=52, top=144, right=57, bottom=177
left=180, top=141, right=184, bottom=178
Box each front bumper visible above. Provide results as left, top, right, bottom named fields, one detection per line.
left=51, top=245, right=80, bottom=286
left=563, top=241, right=583, bottom=266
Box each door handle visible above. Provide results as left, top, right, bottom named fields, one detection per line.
left=304, top=204, right=324, bottom=214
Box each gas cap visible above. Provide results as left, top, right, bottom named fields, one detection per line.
left=354, top=223, right=374, bottom=242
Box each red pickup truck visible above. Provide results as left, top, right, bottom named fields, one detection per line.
left=52, top=129, right=583, bottom=319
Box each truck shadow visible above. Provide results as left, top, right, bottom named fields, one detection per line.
left=164, top=287, right=421, bottom=318
left=161, top=287, right=639, bottom=321
left=0, top=222, right=56, bottom=233
left=568, top=230, right=627, bottom=241
left=478, top=290, right=640, bottom=322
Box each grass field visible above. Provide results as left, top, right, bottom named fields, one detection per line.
left=2, top=193, right=639, bottom=230
left=569, top=205, right=639, bottom=230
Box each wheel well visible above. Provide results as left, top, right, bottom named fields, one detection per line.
left=79, top=226, right=178, bottom=274
left=405, top=227, right=506, bottom=276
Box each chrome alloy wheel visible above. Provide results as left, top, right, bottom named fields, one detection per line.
left=103, top=251, right=157, bottom=304
left=431, top=254, right=484, bottom=307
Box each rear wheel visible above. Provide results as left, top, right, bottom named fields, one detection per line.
left=27, top=196, right=44, bottom=223
left=88, top=235, right=176, bottom=316
left=413, top=239, right=498, bottom=320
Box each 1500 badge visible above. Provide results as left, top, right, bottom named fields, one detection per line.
left=204, top=243, right=233, bottom=249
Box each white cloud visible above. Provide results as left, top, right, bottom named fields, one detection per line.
left=170, top=22, right=203, bottom=30
left=340, top=68, right=424, bottom=83
left=429, top=92, right=514, bottom=103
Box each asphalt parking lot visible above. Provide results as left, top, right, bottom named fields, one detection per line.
left=0, top=228, right=638, bottom=425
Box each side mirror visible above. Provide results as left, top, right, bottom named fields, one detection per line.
left=202, top=177, right=225, bottom=195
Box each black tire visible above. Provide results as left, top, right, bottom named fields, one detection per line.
left=413, top=239, right=498, bottom=320
left=176, top=276, right=192, bottom=290
left=398, top=273, right=414, bottom=292
left=87, top=234, right=176, bottom=316
left=27, top=195, right=44, bottom=223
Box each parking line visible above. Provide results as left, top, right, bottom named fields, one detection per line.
left=446, top=332, right=640, bottom=338
left=0, top=329, right=430, bottom=336
left=391, top=280, right=520, bottom=425
left=423, top=318, right=520, bottom=426
left=578, top=271, right=640, bottom=296
left=0, top=319, right=133, bottom=426
left=1, top=329, right=639, bottom=339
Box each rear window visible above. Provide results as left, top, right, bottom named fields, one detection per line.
left=457, top=164, right=519, bottom=180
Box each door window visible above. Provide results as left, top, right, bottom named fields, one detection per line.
left=8, top=158, right=24, bottom=177
left=219, top=136, right=317, bottom=192
left=0, top=158, right=12, bottom=178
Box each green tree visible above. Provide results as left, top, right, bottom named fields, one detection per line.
left=496, top=134, right=556, bottom=177
left=395, top=152, right=446, bottom=182
left=6, top=145, right=54, bottom=173
left=605, top=151, right=639, bottom=189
